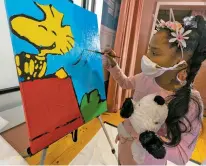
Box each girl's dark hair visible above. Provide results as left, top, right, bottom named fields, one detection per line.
left=162, top=15, right=206, bottom=146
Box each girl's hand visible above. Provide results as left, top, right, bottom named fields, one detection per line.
left=160, top=136, right=170, bottom=143
left=103, top=48, right=117, bottom=68
left=115, top=134, right=120, bottom=144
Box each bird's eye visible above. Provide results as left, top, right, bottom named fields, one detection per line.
left=155, top=122, right=159, bottom=125
left=52, top=43, right=56, bottom=48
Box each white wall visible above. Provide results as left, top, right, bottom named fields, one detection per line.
left=0, top=105, right=25, bottom=133
left=0, top=1, right=24, bottom=133
left=0, top=0, right=19, bottom=90
left=94, top=0, right=104, bottom=32
left=0, top=91, right=22, bottom=111
left=0, top=91, right=24, bottom=133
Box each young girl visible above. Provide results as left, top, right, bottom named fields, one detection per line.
left=104, top=15, right=206, bottom=165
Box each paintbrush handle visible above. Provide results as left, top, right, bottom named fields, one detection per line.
left=105, top=54, right=120, bottom=59
left=86, top=49, right=120, bottom=58
left=100, top=51, right=120, bottom=58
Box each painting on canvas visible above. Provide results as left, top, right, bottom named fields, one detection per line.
left=4, top=0, right=107, bottom=154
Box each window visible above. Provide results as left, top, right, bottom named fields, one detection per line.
left=73, top=0, right=82, bottom=7
left=94, top=0, right=104, bottom=31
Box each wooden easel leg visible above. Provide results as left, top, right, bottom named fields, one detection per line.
left=97, top=115, right=118, bottom=161
left=40, top=148, right=48, bottom=165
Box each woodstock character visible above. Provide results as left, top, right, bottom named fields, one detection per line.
left=117, top=94, right=168, bottom=164
left=10, top=2, right=74, bottom=81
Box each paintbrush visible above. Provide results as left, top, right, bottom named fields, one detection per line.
left=86, top=49, right=120, bottom=58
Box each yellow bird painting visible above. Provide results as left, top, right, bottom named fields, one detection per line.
left=10, top=2, right=75, bottom=81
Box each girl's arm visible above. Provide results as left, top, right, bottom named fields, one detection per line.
left=103, top=49, right=142, bottom=90
left=108, top=65, right=142, bottom=90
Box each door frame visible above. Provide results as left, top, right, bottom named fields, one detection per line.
left=149, top=1, right=206, bottom=42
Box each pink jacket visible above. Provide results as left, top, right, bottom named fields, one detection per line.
left=108, top=65, right=203, bottom=165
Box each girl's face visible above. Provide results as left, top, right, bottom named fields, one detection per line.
left=146, top=30, right=189, bottom=87
left=146, top=30, right=181, bottom=67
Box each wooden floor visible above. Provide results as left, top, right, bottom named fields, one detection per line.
left=25, top=113, right=206, bottom=165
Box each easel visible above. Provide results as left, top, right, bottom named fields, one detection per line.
left=22, top=115, right=118, bottom=165
left=40, top=148, right=48, bottom=165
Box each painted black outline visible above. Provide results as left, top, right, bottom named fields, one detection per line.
left=72, top=49, right=89, bottom=66
left=66, top=47, right=70, bottom=52
left=29, top=116, right=81, bottom=142
left=49, top=4, right=55, bottom=18
left=55, top=117, right=81, bottom=129
left=72, top=49, right=101, bottom=66
left=80, top=89, right=106, bottom=105
left=67, top=40, right=74, bottom=48
left=66, top=35, right=74, bottom=40
left=38, top=25, right=48, bottom=31
left=60, top=49, right=64, bottom=55
left=52, top=30, right=57, bottom=36
left=30, top=132, right=49, bottom=142
left=72, top=50, right=84, bottom=65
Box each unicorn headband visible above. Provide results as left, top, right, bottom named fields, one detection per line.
left=155, top=8, right=192, bottom=58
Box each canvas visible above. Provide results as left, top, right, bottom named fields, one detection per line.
left=4, top=0, right=107, bottom=155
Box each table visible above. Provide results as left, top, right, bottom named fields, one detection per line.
left=0, top=135, right=28, bottom=165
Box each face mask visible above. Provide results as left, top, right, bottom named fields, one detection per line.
left=176, top=70, right=187, bottom=86
left=176, top=75, right=187, bottom=86
left=141, top=55, right=186, bottom=78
